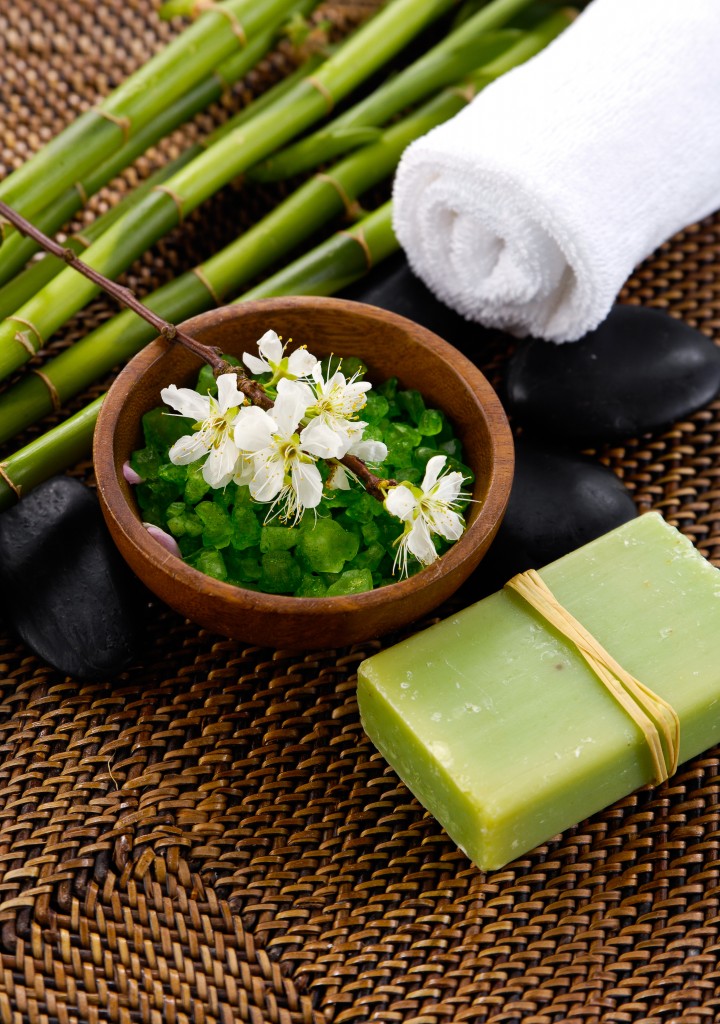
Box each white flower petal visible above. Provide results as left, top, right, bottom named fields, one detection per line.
left=272, top=382, right=310, bottom=436
left=435, top=508, right=464, bottom=541
left=203, top=440, right=240, bottom=488
left=287, top=347, right=318, bottom=377
left=291, top=460, right=323, bottom=509
left=300, top=417, right=344, bottom=459
left=326, top=463, right=351, bottom=490
left=348, top=438, right=387, bottom=463
left=406, top=516, right=438, bottom=565
left=233, top=455, right=255, bottom=487
left=216, top=372, right=245, bottom=413
left=234, top=405, right=276, bottom=452
left=431, top=470, right=465, bottom=504
left=422, top=454, right=448, bottom=492
left=250, top=455, right=285, bottom=502
left=242, top=351, right=270, bottom=376
left=161, top=384, right=210, bottom=421
left=385, top=484, right=418, bottom=522
left=257, top=329, right=283, bottom=364
left=168, top=432, right=210, bottom=465
left=277, top=376, right=314, bottom=408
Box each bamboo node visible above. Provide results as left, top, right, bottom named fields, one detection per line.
left=191, top=268, right=222, bottom=306
left=0, top=464, right=21, bottom=501
left=31, top=370, right=63, bottom=412
left=193, top=0, right=247, bottom=46
left=306, top=75, right=335, bottom=114
left=340, top=229, right=373, bottom=271
left=153, top=185, right=185, bottom=223
left=505, top=568, right=680, bottom=784
left=316, top=174, right=363, bottom=221
left=93, top=108, right=132, bottom=143
left=73, top=180, right=89, bottom=206
left=8, top=316, right=44, bottom=353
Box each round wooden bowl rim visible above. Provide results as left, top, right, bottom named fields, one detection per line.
left=95, top=296, right=514, bottom=616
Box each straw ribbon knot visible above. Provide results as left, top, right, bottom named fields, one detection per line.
left=505, top=569, right=680, bottom=785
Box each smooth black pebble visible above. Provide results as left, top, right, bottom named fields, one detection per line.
left=341, top=252, right=494, bottom=357
left=474, top=441, right=637, bottom=592
left=506, top=305, right=720, bottom=443
left=0, top=476, right=145, bottom=679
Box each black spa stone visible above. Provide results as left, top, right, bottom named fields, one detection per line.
left=0, top=476, right=145, bottom=679
left=506, top=305, right=720, bottom=443
left=477, top=441, right=638, bottom=588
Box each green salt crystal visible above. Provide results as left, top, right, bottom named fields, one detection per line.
left=294, top=574, right=328, bottom=598
left=351, top=541, right=386, bottom=572
left=158, top=463, right=188, bottom=487
left=387, top=422, right=422, bottom=447
left=346, top=493, right=377, bottom=524
left=178, top=535, right=202, bottom=557
left=225, top=548, right=262, bottom=583
left=297, top=518, right=359, bottom=573
left=259, top=550, right=302, bottom=594
left=184, top=462, right=211, bottom=504
left=378, top=376, right=398, bottom=401
left=231, top=505, right=262, bottom=551
left=213, top=483, right=237, bottom=513
left=364, top=393, right=389, bottom=423
left=326, top=568, right=374, bottom=596
left=190, top=548, right=227, bottom=581
left=362, top=521, right=382, bottom=544
left=260, top=526, right=299, bottom=552
left=397, top=389, right=426, bottom=425
left=167, top=507, right=203, bottom=539
left=130, top=447, right=161, bottom=481
left=413, top=446, right=441, bottom=471
left=143, top=407, right=193, bottom=450
left=418, top=408, right=444, bottom=436
left=196, top=501, right=233, bottom=548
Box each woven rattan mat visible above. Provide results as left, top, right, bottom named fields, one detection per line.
left=2, top=3, right=720, bottom=1022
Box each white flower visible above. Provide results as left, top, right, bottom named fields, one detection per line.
left=161, top=372, right=246, bottom=488
left=233, top=379, right=322, bottom=522
left=300, top=363, right=372, bottom=458
left=385, top=455, right=466, bottom=576
left=242, top=329, right=317, bottom=383
left=325, top=423, right=388, bottom=491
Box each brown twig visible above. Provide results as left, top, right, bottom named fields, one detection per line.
left=0, top=200, right=392, bottom=501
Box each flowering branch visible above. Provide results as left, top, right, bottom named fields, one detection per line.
left=0, top=199, right=390, bottom=501
left=2, top=200, right=467, bottom=574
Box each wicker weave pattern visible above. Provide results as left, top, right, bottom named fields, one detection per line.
left=2, top=3, right=720, bottom=1022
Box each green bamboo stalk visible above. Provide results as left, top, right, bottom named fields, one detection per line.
left=249, top=0, right=536, bottom=182
left=0, top=153, right=198, bottom=319
left=0, top=0, right=301, bottom=228
left=0, top=397, right=104, bottom=512
left=0, top=88, right=470, bottom=444
left=0, top=1, right=320, bottom=280
left=0, top=0, right=321, bottom=290
left=0, top=202, right=396, bottom=513
left=244, top=200, right=396, bottom=300
left=0, top=0, right=458, bottom=383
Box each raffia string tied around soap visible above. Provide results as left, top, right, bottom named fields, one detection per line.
left=505, top=569, right=680, bottom=784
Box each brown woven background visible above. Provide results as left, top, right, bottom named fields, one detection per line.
left=2, top=3, right=720, bottom=1022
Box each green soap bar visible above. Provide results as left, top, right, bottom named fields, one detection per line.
left=357, top=513, right=720, bottom=870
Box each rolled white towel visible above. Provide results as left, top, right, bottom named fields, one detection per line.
left=393, top=0, right=720, bottom=342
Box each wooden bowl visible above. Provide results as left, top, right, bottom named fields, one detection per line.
left=94, top=297, right=513, bottom=649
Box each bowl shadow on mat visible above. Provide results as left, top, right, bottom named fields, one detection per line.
left=94, top=297, right=514, bottom=650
